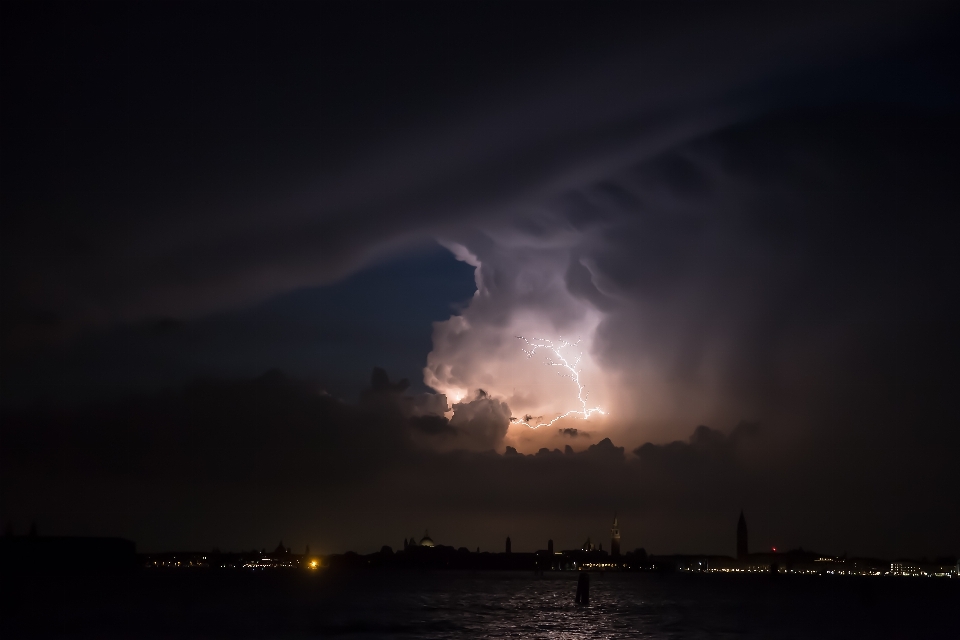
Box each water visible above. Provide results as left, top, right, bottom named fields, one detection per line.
left=3, top=570, right=957, bottom=638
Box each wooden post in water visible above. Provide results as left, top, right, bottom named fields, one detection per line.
left=575, top=572, right=590, bottom=604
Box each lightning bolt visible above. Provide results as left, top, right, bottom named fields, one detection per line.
left=510, top=336, right=606, bottom=428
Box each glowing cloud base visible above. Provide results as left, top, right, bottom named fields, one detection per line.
left=511, top=336, right=606, bottom=429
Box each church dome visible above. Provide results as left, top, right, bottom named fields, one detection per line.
left=419, top=530, right=435, bottom=547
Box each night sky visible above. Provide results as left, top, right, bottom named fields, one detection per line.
left=2, top=1, right=959, bottom=558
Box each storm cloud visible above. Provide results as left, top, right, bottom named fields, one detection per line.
left=2, top=1, right=960, bottom=557
left=4, top=1, right=955, bottom=330
left=4, top=369, right=956, bottom=558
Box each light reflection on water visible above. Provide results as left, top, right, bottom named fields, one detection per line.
left=3, top=570, right=957, bottom=638
left=315, top=571, right=958, bottom=639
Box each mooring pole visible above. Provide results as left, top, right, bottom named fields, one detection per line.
left=575, top=571, right=590, bottom=604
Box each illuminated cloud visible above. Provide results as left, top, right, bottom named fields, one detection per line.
left=424, top=234, right=614, bottom=450
left=509, top=336, right=605, bottom=428
left=3, top=1, right=960, bottom=558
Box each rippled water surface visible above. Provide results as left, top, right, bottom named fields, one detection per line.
left=4, top=570, right=958, bottom=638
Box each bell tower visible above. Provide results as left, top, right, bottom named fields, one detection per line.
left=737, top=510, right=748, bottom=560
left=610, top=513, right=621, bottom=557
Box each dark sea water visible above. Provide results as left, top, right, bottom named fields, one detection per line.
left=3, top=570, right=958, bottom=638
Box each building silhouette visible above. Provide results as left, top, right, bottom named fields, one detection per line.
left=611, top=514, right=621, bottom=557
left=737, top=510, right=748, bottom=559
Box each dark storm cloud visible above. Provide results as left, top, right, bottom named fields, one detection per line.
left=585, top=110, right=960, bottom=422
left=3, top=1, right=960, bottom=558
left=446, top=391, right=512, bottom=451
left=3, top=370, right=957, bottom=557
left=632, top=423, right=761, bottom=512
left=4, top=1, right=954, bottom=334
left=0, top=370, right=628, bottom=550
